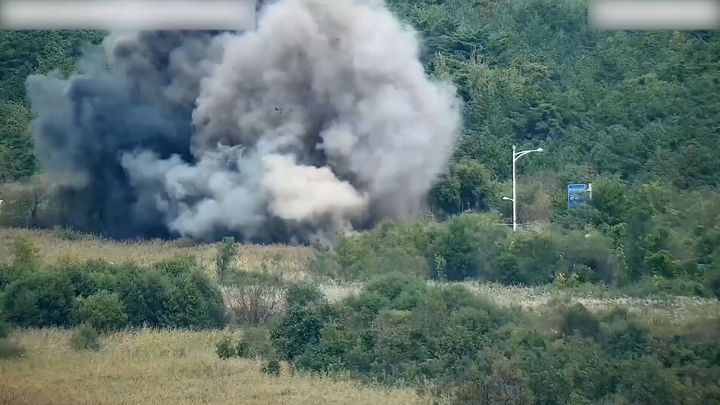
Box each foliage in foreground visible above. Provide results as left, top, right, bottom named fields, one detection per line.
left=0, top=238, right=225, bottom=330
left=266, top=276, right=720, bottom=404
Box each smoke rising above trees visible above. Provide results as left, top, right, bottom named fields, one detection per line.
left=27, top=0, right=460, bottom=242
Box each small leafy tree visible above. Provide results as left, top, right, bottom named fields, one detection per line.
left=13, top=235, right=39, bottom=269
left=216, top=237, right=237, bottom=279
left=216, top=335, right=235, bottom=359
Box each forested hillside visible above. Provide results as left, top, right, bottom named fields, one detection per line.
left=0, top=30, right=104, bottom=182
left=2, top=0, right=718, bottom=192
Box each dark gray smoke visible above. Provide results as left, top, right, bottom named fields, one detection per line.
left=28, top=0, right=460, bottom=243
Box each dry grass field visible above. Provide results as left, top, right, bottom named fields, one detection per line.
left=0, top=329, right=423, bottom=405
left=0, top=227, right=314, bottom=280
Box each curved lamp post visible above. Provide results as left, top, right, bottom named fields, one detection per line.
left=503, top=145, right=543, bottom=232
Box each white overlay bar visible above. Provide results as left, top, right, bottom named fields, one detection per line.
left=589, top=0, right=720, bottom=30
left=0, top=0, right=256, bottom=30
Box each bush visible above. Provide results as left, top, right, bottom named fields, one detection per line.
left=706, top=267, right=720, bottom=299
left=164, top=269, right=225, bottom=329
left=1, top=270, right=75, bottom=327
left=216, top=237, right=237, bottom=278
left=236, top=337, right=250, bottom=358
left=495, top=230, right=562, bottom=285
left=429, top=212, right=508, bottom=281
left=72, top=291, right=128, bottom=332
left=644, top=250, right=680, bottom=278
left=312, top=218, right=432, bottom=281
left=2, top=256, right=225, bottom=330
left=0, top=339, right=25, bottom=359
left=363, top=272, right=426, bottom=310
left=70, top=323, right=100, bottom=351
left=240, top=327, right=274, bottom=358
left=271, top=284, right=334, bottom=362
left=216, top=335, right=235, bottom=359
left=261, top=359, right=281, bottom=376
left=560, top=304, right=601, bottom=340
left=112, top=260, right=224, bottom=329
left=12, top=235, right=40, bottom=269
left=285, top=283, right=325, bottom=308
left=221, top=271, right=284, bottom=325
left=0, top=318, right=10, bottom=338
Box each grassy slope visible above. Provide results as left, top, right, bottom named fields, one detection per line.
left=0, top=329, right=420, bottom=405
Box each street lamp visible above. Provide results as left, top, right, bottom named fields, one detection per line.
left=503, top=145, right=543, bottom=232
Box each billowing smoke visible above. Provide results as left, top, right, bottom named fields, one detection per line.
left=27, top=0, right=460, bottom=243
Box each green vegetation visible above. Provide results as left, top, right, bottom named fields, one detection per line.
left=70, top=323, right=100, bottom=351
left=1, top=0, right=720, bottom=403
left=315, top=189, right=719, bottom=296
left=265, top=275, right=720, bottom=403
left=0, top=338, right=25, bottom=359
left=216, top=237, right=237, bottom=279
left=0, top=30, right=104, bottom=183
left=0, top=237, right=225, bottom=330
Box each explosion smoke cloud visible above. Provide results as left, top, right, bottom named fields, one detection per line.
left=28, top=0, right=460, bottom=243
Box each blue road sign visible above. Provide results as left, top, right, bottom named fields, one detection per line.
left=567, top=184, right=587, bottom=208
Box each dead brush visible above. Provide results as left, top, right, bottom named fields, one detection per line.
left=220, top=283, right=285, bottom=326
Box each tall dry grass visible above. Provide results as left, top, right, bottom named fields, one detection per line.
left=0, top=328, right=423, bottom=405
left=0, top=227, right=314, bottom=278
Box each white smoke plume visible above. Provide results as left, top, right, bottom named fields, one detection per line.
left=30, top=0, right=460, bottom=243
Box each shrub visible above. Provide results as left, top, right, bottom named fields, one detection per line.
left=312, top=218, right=432, bottom=281
left=705, top=267, right=720, bottom=299
left=153, top=255, right=199, bottom=277
left=216, top=335, right=235, bottom=359
left=216, top=237, right=237, bottom=278
left=285, top=283, right=324, bottom=308
left=496, top=230, right=562, bottom=285
left=618, top=356, right=680, bottom=405
left=456, top=352, right=534, bottom=405
left=73, top=291, right=128, bottom=332
left=561, top=231, right=619, bottom=284
left=1, top=270, right=74, bottom=327
left=560, top=304, right=600, bottom=340
left=12, top=235, right=40, bottom=269
left=0, top=318, right=10, bottom=338
left=261, top=359, right=281, bottom=376
left=70, top=323, right=100, bottom=351
left=271, top=285, right=334, bottom=361
left=114, top=261, right=224, bottom=329
left=644, top=250, right=680, bottom=278
left=429, top=212, right=508, bottom=281
left=236, top=337, right=250, bottom=358
left=221, top=271, right=284, bottom=325
left=363, top=272, right=426, bottom=310
left=115, top=266, right=173, bottom=327
left=0, top=339, right=25, bottom=359
left=2, top=257, right=225, bottom=330
left=240, top=327, right=274, bottom=358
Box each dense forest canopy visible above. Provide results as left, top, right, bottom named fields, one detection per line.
left=1, top=0, right=718, bottom=191
left=0, top=0, right=718, bottom=230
